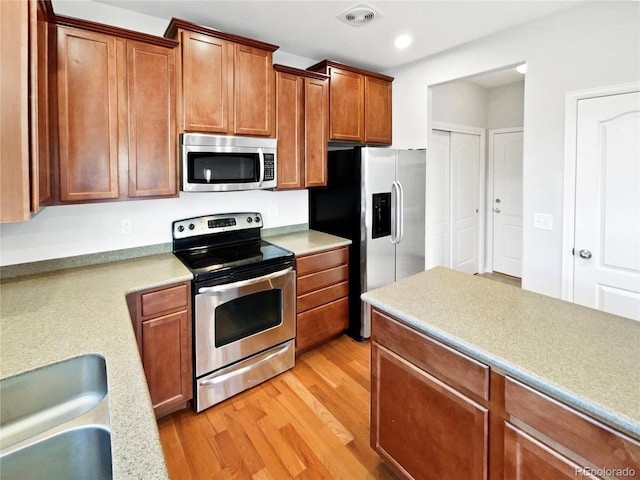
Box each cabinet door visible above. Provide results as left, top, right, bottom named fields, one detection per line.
left=364, top=76, right=392, bottom=145
left=142, top=310, right=192, bottom=414
left=181, top=31, right=231, bottom=133
left=275, top=70, right=304, bottom=189
left=328, top=67, right=364, bottom=142
left=371, top=342, right=488, bottom=480
left=0, top=0, right=30, bottom=221
left=127, top=40, right=177, bottom=198
left=234, top=44, right=273, bottom=136
left=304, top=76, right=328, bottom=187
left=504, top=423, right=603, bottom=480
left=57, top=26, right=119, bottom=202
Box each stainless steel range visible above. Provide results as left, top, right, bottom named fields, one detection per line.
left=172, top=213, right=295, bottom=412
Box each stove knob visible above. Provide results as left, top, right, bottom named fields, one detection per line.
left=177, top=225, right=185, bottom=232
left=188, top=223, right=195, bottom=230
left=246, top=216, right=253, bottom=223
left=254, top=216, right=261, bottom=223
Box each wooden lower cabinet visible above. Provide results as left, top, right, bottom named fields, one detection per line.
left=128, top=282, right=192, bottom=417
left=295, top=246, right=349, bottom=352
left=372, top=343, right=488, bottom=480
left=370, top=306, right=640, bottom=480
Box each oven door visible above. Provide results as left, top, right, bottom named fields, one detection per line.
left=194, top=266, right=295, bottom=378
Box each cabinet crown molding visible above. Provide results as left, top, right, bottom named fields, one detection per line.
left=165, top=18, right=278, bottom=52
left=307, top=59, right=394, bottom=82
left=273, top=64, right=329, bottom=81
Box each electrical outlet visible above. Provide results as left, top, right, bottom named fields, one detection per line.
left=121, top=219, right=132, bottom=234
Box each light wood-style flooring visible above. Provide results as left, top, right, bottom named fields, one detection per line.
left=476, top=271, right=521, bottom=288
left=157, top=335, right=397, bottom=480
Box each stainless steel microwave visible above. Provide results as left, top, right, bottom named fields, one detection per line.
left=181, top=134, right=277, bottom=192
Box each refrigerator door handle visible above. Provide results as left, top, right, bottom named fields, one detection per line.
left=390, top=182, right=398, bottom=244
left=397, top=181, right=405, bottom=244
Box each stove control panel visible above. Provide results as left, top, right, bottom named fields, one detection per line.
left=173, top=213, right=262, bottom=239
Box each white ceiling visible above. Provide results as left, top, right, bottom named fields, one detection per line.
left=72, top=0, right=584, bottom=74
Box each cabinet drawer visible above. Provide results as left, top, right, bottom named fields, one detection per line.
left=297, top=281, right=348, bottom=313
left=297, top=297, right=348, bottom=351
left=505, top=377, right=640, bottom=474
left=296, top=246, right=348, bottom=276
left=297, top=264, right=348, bottom=295
left=141, top=283, right=189, bottom=317
left=371, top=308, right=489, bottom=400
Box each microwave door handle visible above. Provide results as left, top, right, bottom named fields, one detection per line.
left=197, top=267, right=293, bottom=294
left=257, top=148, right=265, bottom=186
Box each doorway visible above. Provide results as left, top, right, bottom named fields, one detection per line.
left=426, top=65, right=525, bottom=276
left=562, top=83, right=640, bottom=321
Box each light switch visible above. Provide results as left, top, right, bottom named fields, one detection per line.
left=533, top=213, right=553, bottom=231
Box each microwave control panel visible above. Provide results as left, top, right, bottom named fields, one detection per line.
left=264, top=154, right=275, bottom=181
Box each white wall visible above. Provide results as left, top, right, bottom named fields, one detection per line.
left=387, top=2, right=640, bottom=298
left=0, top=1, right=318, bottom=267
left=431, top=80, right=487, bottom=127
left=486, top=81, right=524, bottom=130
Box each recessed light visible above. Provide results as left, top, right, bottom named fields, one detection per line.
left=394, top=34, right=412, bottom=49
left=516, top=63, right=527, bottom=74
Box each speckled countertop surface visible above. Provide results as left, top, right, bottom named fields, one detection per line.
left=361, top=267, right=640, bottom=440
left=265, top=229, right=351, bottom=256
left=0, top=253, right=192, bottom=479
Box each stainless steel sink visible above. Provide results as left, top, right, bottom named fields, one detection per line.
left=0, top=354, right=113, bottom=479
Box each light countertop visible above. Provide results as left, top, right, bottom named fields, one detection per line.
left=0, top=253, right=192, bottom=479
left=361, top=267, right=640, bottom=440
left=265, top=229, right=351, bottom=256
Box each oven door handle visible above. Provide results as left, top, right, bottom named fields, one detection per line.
left=199, top=342, right=291, bottom=386
left=197, top=267, right=293, bottom=294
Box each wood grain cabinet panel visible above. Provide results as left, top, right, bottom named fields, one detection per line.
left=128, top=281, right=192, bottom=417
left=234, top=44, right=273, bottom=136
left=127, top=40, right=177, bottom=197
left=295, top=246, right=349, bottom=352
left=170, top=19, right=277, bottom=137
left=504, top=423, right=605, bottom=480
left=181, top=31, right=231, bottom=134
left=275, top=65, right=328, bottom=190
left=371, top=342, right=488, bottom=480
left=57, top=26, right=119, bottom=202
left=56, top=21, right=178, bottom=204
left=364, top=75, right=392, bottom=145
left=307, top=60, right=392, bottom=145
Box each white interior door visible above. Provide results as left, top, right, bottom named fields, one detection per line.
left=451, top=132, right=480, bottom=274
left=574, top=91, right=640, bottom=321
left=426, top=130, right=451, bottom=268
left=492, top=130, right=523, bottom=277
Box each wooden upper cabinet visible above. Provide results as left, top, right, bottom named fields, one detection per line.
left=364, top=75, right=392, bottom=145
left=127, top=40, right=177, bottom=197
left=328, top=67, right=364, bottom=142
left=234, top=44, right=273, bottom=136
left=181, top=31, right=231, bottom=133
left=57, top=26, right=120, bottom=202
left=167, top=19, right=278, bottom=137
left=304, top=76, right=329, bottom=187
left=308, top=60, right=393, bottom=145
left=54, top=18, right=178, bottom=204
left=275, top=65, right=328, bottom=190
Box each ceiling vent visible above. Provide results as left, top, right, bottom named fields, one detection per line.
left=337, top=3, right=382, bottom=27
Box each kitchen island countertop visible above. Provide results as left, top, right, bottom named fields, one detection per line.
left=1, top=253, right=192, bottom=479
left=361, top=266, right=640, bottom=440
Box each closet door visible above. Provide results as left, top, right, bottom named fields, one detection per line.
left=428, top=129, right=481, bottom=274
left=451, top=132, right=480, bottom=274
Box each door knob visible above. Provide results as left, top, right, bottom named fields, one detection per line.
left=579, top=249, right=592, bottom=259
left=494, top=208, right=501, bottom=213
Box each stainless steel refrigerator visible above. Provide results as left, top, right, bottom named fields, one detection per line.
left=309, top=147, right=426, bottom=339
